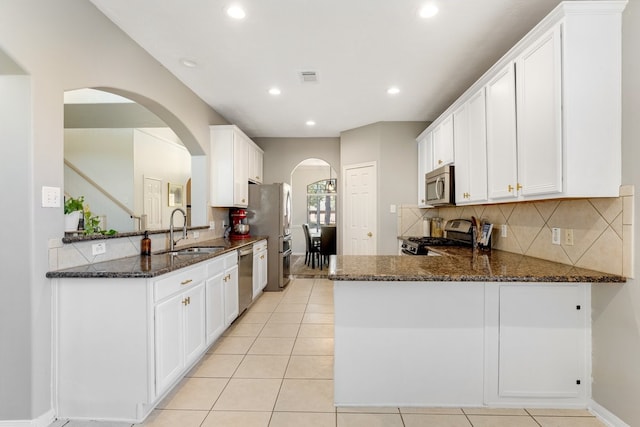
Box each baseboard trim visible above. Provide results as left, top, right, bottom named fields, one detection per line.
left=0, top=409, right=55, bottom=427
left=590, top=400, right=630, bottom=427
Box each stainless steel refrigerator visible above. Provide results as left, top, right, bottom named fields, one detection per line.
left=248, top=183, right=292, bottom=291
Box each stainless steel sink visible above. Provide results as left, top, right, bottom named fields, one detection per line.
left=163, top=246, right=226, bottom=256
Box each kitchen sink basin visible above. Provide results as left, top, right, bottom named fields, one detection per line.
left=162, top=246, right=226, bottom=256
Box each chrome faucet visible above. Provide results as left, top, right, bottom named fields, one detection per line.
left=169, top=208, right=187, bottom=252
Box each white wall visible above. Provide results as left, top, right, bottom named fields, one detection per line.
left=0, top=0, right=228, bottom=421
left=591, top=1, right=640, bottom=425
left=340, top=122, right=428, bottom=255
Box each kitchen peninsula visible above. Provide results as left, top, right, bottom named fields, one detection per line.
left=329, top=250, right=624, bottom=409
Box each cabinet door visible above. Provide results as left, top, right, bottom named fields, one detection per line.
left=260, top=248, right=268, bottom=291
left=466, top=89, right=488, bottom=203
left=432, top=115, right=454, bottom=168
left=233, top=133, right=249, bottom=206
left=248, top=143, right=264, bottom=184
left=252, top=251, right=261, bottom=299
left=417, top=133, right=431, bottom=207
left=486, top=62, right=518, bottom=200
left=155, top=293, right=184, bottom=395
left=498, top=284, right=586, bottom=398
left=183, top=283, right=206, bottom=367
left=516, top=24, right=562, bottom=197
left=205, top=271, right=226, bottom=346
left=224, top=264, right=239, bottom=326
left=453, top=103, right=470, bottom=203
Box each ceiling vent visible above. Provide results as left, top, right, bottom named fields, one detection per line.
left=299, top=70, right=319, bottom=83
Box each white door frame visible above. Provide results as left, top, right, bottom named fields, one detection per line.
left=342, top=161, right=377, bottom=255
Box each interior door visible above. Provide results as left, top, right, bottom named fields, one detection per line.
left=343, top=162, right=377, bottom=255
left=143, top=177, right=162, bottom=229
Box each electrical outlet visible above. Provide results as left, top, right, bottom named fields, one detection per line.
left=209, top=221, right=215, bottom=230
left=552, top=228, right=561, bottom=245
left=192, top=231, right=200, bottom=239
left=92, top=242, right=106, bottom=256
left=389, top=204, right=396, bottom=214
left=42, top=186, right=61, bottom=208
left=501, top=224, right=508, bottom=238
left=565, top=229, right=574, bottom=246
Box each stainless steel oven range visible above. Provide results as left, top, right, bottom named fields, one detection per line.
left=401, top=219, right=473, bottom=255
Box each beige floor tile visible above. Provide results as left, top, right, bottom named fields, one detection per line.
left=201, top=410, right=271, bottom=427
left=134, top=409, right=208, bottom=426
left=292, top=337, right=334, bottom=355
left=534, top=416, right=606, bottom=427
left=308, top=295, right=334, bottom=305
left=466, top=415, right=539, bottom=427
left=248, top=337, right=296, bottom=355
left=268, top=312, right=305, bottom=324
left=280, top=294, right=311, bottom=304
left=259, top=323, right=300, bottom=338
left=285, top=355, right=334, bottom=379
left=269, top=412, right=337, bottom=427
left=400, top=408, right=464, bottom=415
left=462, top=408, right=529, bottom=415
left=403, top=414, right=472, bottom=427
left=306, top=303, right=334, bottom=313
left=336, top=413, right=403, bottom=427
left=187, top=353, right=243, bottom=377
left=274, top=379, right=335, bottom=412
left=223, top=322, right=264, bottom=337
left=275, top=303, right=308, bottom=313
left=213, top=378, right=282, bottom=411
left=234, top=355, right=290, bottom=378
left=250, top=299, right=281, bottom=313
left=238, top=311, right=272, bottom=324
left=298, top=324, right=334, bottom=338
left=302, top=312, right=334, bottom=324
left=337, top=407, right=399, bottom=413
left=65, top=421, right=131, bottom=427
left=157, top=377, right=228, bottom=410
left=210, top=336, right=255, bottom=354
left=526, top=408, right=593, bottom=417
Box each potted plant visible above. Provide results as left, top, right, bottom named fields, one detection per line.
left=64, top=196, right=84, bottom=232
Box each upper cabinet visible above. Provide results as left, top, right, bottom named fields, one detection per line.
left=417, top=1, right=625, bottom=206
left=432, top=114, right=454, bottom=168
left=417, top=132, right=432, bottom=208
left=210, top=125, right=263, bottom=207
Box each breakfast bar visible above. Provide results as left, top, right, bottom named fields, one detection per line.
left=328, top=251, right=624, bottom=409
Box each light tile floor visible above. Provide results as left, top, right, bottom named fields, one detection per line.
left=52, top=277, right=606, bottom=427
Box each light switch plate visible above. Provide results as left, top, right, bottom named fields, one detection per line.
left=42, top=186, right=61, bottom=208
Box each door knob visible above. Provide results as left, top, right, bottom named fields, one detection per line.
left=367, top=232, right=373, bottom=237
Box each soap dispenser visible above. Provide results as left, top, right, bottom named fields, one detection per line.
left=141, top=231, right=151, bottom=256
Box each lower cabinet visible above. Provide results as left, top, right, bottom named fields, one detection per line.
left=253, top=239, right=268, bottom=299
left=205, top=251, right=239, bottom=347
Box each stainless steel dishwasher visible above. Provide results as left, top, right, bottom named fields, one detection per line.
left=237, top=245, right=254, bottom=314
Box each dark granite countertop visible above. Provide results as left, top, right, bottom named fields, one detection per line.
left=328, top=248, right=626, bottom=283
left=46, top=236, right=268, bottom=279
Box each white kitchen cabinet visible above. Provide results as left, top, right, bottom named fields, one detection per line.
left=416, top=132, right=432, bottom=207
left=253, top=239, right=268, bottom=298
left=210, top=125, right=250, bottom=207
left=453, top=88, right=488, bottom=205
left=248, top=141, right=264, bottom=184
left=485, top=283, right=590, bottom=406
left=431, top=114, right=454, bottom=168
left=154, top=265, right=206, bottom=396
left=205, top=251, right=239, bottom=346
left=486, top=62, right=519, bottom=201
left=516, top=24, right=562, bottom=197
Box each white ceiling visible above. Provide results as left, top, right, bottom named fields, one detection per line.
left=90, top=0, right=564, bottom=138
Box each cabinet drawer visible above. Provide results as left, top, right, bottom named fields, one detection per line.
left=154, top=265, right=206, bottom=302
left=254, top=240, right=267, bottom=252
left=221, top=250, right=238, bottom=268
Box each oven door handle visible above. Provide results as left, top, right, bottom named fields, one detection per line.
left=281, top=249, right=292, bottom=257
left=435, top=176, right=443, bottom=200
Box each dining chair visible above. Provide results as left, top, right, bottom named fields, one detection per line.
left=302, top=223, right=321, bottom=268
left=319, top=226, right=337, bottom=270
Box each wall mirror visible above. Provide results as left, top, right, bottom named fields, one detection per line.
left=64, top=88, right=194, bottom=234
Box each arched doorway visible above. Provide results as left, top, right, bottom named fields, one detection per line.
left=290, top=158, right=337, bottom=255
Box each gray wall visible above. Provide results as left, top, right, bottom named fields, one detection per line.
left=340, top=122, right=428, bottom=255
left=592, top=1, right=640, bottom=425
left=0, top=0, right=227, bottom=420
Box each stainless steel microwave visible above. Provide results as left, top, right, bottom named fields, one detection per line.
left=425, top=164, right=455, bottom=206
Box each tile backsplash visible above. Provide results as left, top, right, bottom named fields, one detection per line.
left=49, top=207, right=230, bottom=271
left=398, top=185, right=634, bottom=277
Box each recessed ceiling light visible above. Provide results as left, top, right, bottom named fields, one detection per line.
left=226, top=5, right=246, bottom=19
left=387, top=87, right=400, bottom=95
left=419, top=4, right=439, bottom=18
left=268, top=87, right=281, bottom=96
left=306, top=120, right=316, bottom=126
left=180, top=58, right=198, bottom=68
